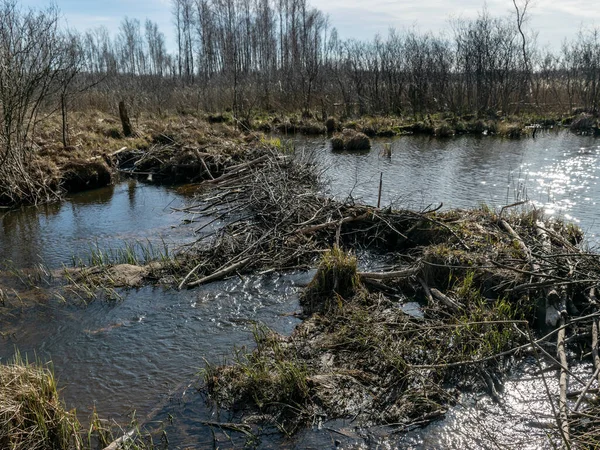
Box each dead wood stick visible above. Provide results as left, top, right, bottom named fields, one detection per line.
left=297, top=212, right=370, bottom=235
left=204, top=155, right=269, bottom=184
left=358, top=267, right=419, bottom=280
left=200, top=421, right=253, bottom=434
left=108, top=146, right=129, bottom=157
left=395, top=219, right=425, bottom=245
left=490, top=261, right=568, bottom=280
left=557, top=316, right=571, bottom=447
left=371, top=212, right=410, bottom=241
left=412, top=313, right=600, bottom=370
left=499, top=219, right=533, bottom=263
left=178, top=261, right=204, bottom=290
left=410, top=211, right=471, bottom=251
left=574, top=366, right=600, bottom=411
left=513, top=324, right=585, bottom=385
left=418, top=278, right=434, bottom=304
left=199, top=155, right=214, bottom=180
left=593, top=317, right=600, bottom=386
left=510, top=279, right=598, bottom=293
left=536, top=224, right=579, bottom=253
left=536, top=220, right=552, bottom=252
left=102, top=429, right=136, bottom=450
left=186, top=258, right=251, bottom=288
left=499, top=200, right=528, bottom=218
left=430, top=288, right=461, bottom=312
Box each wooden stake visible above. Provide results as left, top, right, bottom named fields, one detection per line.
left=377, top=172, right=383, bottom=208
left=118, top=100, right=133, bottom=137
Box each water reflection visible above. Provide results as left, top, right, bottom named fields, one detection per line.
left=0, top=132, right=598, bottom=447
left=0, top=180, right=191, bottom=268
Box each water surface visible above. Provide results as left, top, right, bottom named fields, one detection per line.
left=294, top=130, right=600, bottom=243
left=0, top=132, right=599, bottom=448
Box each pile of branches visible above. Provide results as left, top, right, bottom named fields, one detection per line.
left=171, top=148, right=454, bottom=288
left=176, top=151, right=600, bottom=445
left=111, top=130, right=265, bottom=185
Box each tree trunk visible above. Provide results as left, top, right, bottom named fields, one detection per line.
left=119, top=100, right=133, bottom=137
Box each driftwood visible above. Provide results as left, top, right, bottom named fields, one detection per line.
left=185, top=258, right=250, bottom=288
left=358, top=266, right=419, bottom=280
left=102, top=429, right=135, bottom=450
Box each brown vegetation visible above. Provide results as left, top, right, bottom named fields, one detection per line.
left=331, top=129, right=371, bottom=151
left=0, top=354, right=81, bottom=450
left=169, top=152, right=600, bottom=447
left=60, top=159, right=112, bottom=193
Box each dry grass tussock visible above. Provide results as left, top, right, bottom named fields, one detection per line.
left=0, top=353, right=155, bottom=449
left=0, top=354, right=82, bottom=450
left=1, top=110, right=249, bottom=204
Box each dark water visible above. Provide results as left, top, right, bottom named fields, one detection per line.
left=0, top=179, right=189, bottom=269
left=0, top=132, right=598, bottom=448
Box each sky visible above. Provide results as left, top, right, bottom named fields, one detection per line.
left=17, top=0, right=600, bottom=52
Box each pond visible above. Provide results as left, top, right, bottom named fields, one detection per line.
left=294, top=130, right=600, bottom=245
left=0, top=131, right=598, bottom=448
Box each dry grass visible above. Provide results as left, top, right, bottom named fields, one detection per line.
left=0, top=353, right=82, bottom=450
left=331, top=129, right=371, bottom=150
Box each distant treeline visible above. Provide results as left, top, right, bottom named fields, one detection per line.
left=4, top=0, right=600, bottom=121
left=67, top=0, right=600, bottom=119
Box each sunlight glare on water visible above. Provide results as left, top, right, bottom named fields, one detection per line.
left=294, top=131, right=600, bottom=245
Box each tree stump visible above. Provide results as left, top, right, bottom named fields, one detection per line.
left=118, top=100, right=133, bottom=137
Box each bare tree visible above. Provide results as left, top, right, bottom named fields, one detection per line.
left=0, top=0, right=77, bottom=205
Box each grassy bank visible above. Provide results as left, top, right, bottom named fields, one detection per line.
left=244, top=110, right=583, bottom=138
left=3, top=104, right=598, bottom=208
left=0, top=353, right=154, bottom=450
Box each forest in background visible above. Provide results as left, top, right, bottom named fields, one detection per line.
left=37, top=0, right=600, bottom=119
left=8, top=0, right=600, bottom=118
left=2, top=0, right=600, bottom=205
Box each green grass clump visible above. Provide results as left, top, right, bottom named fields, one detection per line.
left=301, top=246, right=361, bottom=315
left=203, top=324, right=311, bottom=433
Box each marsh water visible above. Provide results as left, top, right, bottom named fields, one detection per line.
left=0, top=130, right=599, bottom=448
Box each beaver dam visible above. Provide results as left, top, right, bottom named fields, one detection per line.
left=52, top=140, right=600, bottom=449
left=2, top=131, right=600, bottom=448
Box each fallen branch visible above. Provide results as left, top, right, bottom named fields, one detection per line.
left=297, top=212, right=370, bottom=235
left=186, top=258, right=251, bottom=288
left=430, top=288, right=461, bottom=312
left=204, top=154, right=270, bottom=185
left=358, top=266, right=419, bottom=280
left=557, top=316, right=571, bottom=447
